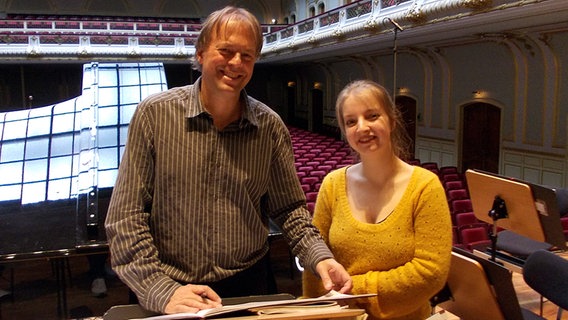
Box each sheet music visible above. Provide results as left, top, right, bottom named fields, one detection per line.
left=133, top=291, right=376, bottom=319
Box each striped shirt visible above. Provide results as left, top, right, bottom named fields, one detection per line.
left=105, top=78, right=332, bottom=312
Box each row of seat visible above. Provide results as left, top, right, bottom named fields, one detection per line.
left=420, top=162, right=568, bottom=251
left=421, top=164, right=492, bottom=250
left=6, top=13, right=200, bottom=23
left=290, top=127, right=482, bottom=238
left=289, top=127, right=354, bottom=199
left=288, top=127, right=353, bottom=212
left=288, top=129, right=568, bottom=251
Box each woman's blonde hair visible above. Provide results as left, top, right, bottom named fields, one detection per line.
left=335, top=80, right=412, bottom=160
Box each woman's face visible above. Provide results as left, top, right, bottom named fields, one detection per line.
left=341, top=92, right=393, bottom=156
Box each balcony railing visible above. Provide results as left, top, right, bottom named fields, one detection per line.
left=0, top=0, right=498, bottom=62
left=263, top=0, right=412, bottom=48
left=0, top=12, right=289, bottom=61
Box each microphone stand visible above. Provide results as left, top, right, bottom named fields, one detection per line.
left=385, top=18, right=403, bottom=99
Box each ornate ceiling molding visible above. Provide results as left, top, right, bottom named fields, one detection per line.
left=0, top=0, right=565, bottom=64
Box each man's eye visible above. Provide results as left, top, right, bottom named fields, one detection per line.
left=241, top=54, right=254, bottom=62
left=218, top=48, right=231, bottom=56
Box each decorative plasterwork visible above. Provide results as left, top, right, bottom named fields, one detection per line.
left=259, top=0, right=564, bottom=64
left=0, top=17, right=200, bottom=62
left=462, top=0, right=493, bottom=10
left=0, top=0, right=564, bottom=63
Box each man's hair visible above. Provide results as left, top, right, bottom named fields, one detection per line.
left=191, top=6, right=263, bottom=71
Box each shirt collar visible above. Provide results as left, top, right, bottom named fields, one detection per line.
left=185, top=77, right=259, bottom=129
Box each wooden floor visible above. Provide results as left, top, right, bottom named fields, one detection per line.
left=0, top=239, right=565, bottom=319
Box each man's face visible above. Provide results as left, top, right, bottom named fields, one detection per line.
left=197, top=21, right=258, bottom=96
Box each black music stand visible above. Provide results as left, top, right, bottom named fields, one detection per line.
left=465, top=169, right=566, bottom=262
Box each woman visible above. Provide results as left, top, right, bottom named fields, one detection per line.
left=303, top=80, right=452, bottom=320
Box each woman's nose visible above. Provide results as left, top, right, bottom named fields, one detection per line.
left=356, top=118, right=369, bottom=131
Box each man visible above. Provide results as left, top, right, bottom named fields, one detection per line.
left=105, top=6, right=352, bottom=315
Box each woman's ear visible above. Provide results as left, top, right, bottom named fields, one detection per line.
left=390, top=117, right=397, bottom=132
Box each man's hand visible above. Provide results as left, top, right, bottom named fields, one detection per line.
left=164, top=284, right=223, bottom=314
left=315, top=258, right=353, bottom=293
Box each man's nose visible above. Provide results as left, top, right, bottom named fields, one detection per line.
left=228, top=52, right=242, bottom=64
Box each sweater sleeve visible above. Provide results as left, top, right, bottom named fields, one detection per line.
left=351, top=172, right=452, bottom=319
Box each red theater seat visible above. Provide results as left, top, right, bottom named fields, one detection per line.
left=301, top=176, right=319, bottom=187
left=447, top=188, right=469, bottom=202
left=450, top=199, right=473, bottom=215
left=306, top=192, right=318, bottom=202
left=460, top=226, right=491, bottom=251
left=444, top=180, right=465, bottom=191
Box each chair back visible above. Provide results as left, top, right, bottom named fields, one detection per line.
left=523, top=249, right=568, bottom=311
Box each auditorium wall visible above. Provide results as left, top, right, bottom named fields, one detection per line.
left=251, top=29, right=568, bottom=187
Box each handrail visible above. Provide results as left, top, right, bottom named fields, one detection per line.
left=0, top=14, right=287, bottom=35
left=0, top=18, right=202, bottom=35
left=263, top=0, right=411, bottom=45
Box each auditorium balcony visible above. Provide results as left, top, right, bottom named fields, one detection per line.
left=1, top=0, right=564, bottom=64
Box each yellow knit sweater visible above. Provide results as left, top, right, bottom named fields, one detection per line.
left=303, top=166, right=452, bottom=320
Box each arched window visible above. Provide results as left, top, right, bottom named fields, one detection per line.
left=318, top=3, right=325, bottom=14
left=309, top=6, right=316, bottom=17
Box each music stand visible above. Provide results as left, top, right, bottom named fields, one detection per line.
left=465, top=169, right=566, bottom=261
left=438, top=248, right=526, bottom=320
